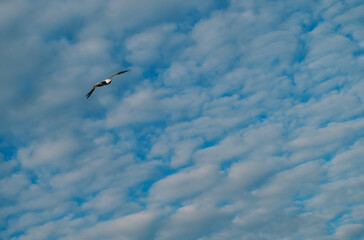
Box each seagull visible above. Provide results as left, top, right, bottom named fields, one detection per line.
left=86, top=70, right=130, bottom=98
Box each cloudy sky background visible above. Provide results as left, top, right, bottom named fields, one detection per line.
left=1, top=0, right=364, bottom=239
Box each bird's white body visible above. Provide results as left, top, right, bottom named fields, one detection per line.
left=95, top=79, right=112, bottom=87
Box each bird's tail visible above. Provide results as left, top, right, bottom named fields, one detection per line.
left=86, top=88, right=95, bottom=99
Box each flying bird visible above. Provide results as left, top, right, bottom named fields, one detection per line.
left=86, top=70, right=130, bottom=98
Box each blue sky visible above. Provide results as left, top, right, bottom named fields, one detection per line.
left=1, top=0, right=364, bottom=239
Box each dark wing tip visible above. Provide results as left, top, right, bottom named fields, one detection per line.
left=85, top=88, right=95, bottom=99
left=108, top=70, right=131, bottom=78
left=115, top=70, right=130, bottom=75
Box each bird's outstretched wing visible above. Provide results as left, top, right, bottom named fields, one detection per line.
left=86, top=86, right=96, bottom=99
left=108, top=70, right=130, bottom=79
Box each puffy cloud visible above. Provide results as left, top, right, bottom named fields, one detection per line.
left=334, top=224, right=364, bottom=240
left=156, top=204, right=230, bottom=240
left=149, top=164, right=221, bottom=205
left=62, top=210, right=160, bottom=240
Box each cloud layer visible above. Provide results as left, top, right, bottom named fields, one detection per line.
left=1, top=0, right=364, bottom=239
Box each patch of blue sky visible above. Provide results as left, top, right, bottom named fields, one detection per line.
left=0, top=142, right=17, bottom=161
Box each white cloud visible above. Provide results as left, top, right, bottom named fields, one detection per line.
left=334, top=224, right=364, bottom=240
left=327, top=140, right=364, bottom=180
left=17, top=137, right=79, bottom=169
left=106, top=86, right=207, bottom=127
left=62, top=210, right=160, bottom=240
left=0, top=173, right=30, bottom=199
left=156, top=204, right=230, bottom=240
left=170, top=138, right=203, bottom=168
left=126, top=24, right=187, bottom=67
left=149, top=164, right=221, bottom=205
